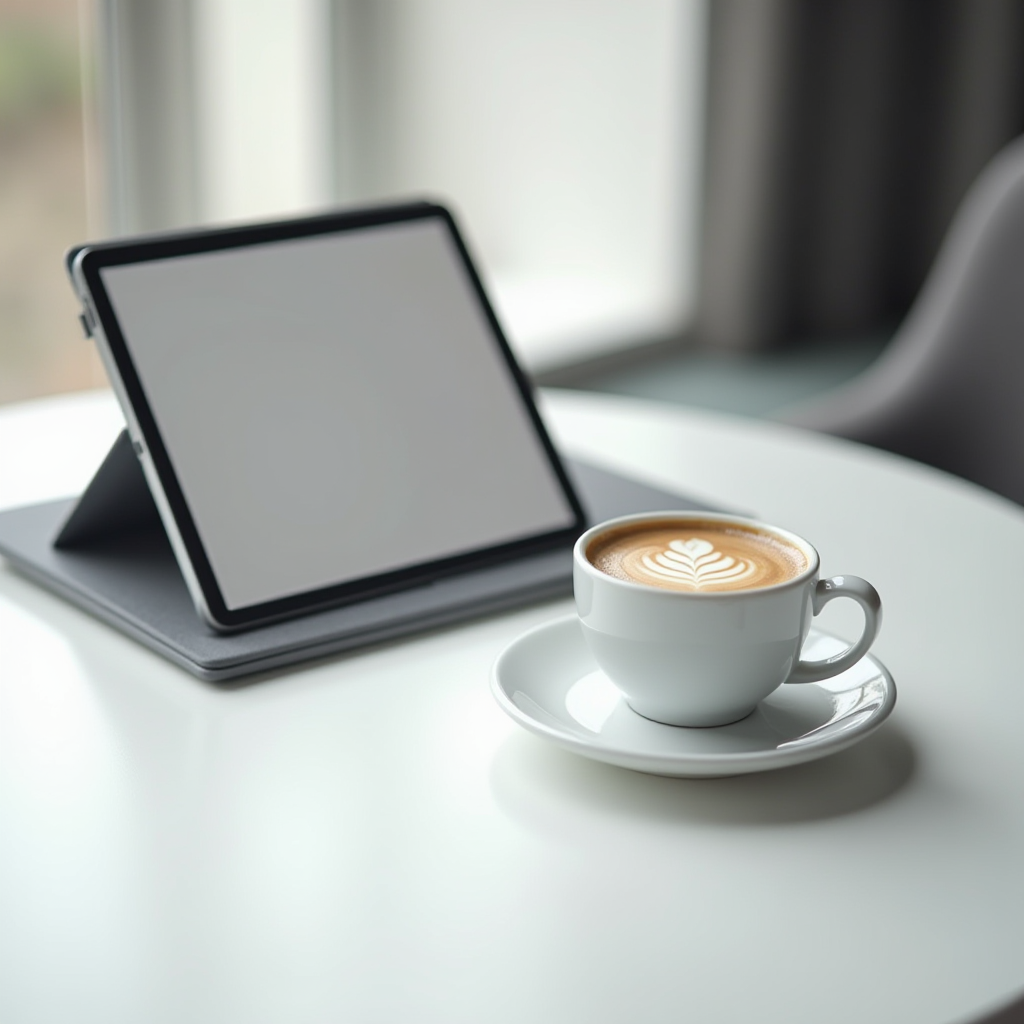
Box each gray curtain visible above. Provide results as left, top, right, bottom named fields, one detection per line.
left=697, top=0, right=1024, bottom=351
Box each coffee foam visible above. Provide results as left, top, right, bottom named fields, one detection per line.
left=586, top=519, right=809, bottom=593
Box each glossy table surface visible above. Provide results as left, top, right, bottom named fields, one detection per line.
left=2, top=388, right=1023, bottom=1024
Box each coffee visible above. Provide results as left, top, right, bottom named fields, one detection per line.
left=586, top=518, right=808, bottom=593
left=574, top=512, right=881, bottom=726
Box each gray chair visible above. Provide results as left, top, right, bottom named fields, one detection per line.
left=780, top=136, right=1024, bottom=506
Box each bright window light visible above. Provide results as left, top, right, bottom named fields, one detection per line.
left=97, top=0, right=707, bottom=374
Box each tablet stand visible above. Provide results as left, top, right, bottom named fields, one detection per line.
left=55, top=429, right=162, bottom=549
left=0, top=432, right=717, bottom=681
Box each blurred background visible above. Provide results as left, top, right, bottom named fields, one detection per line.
left=3, top=0, right=1024, bottom=417
left=0, top=0, right=94, bottom=401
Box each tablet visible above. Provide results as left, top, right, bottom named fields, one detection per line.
left=68, top=202, right=586, bottom=631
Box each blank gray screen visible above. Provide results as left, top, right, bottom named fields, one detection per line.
left=100, top=219, right=576, bottom=610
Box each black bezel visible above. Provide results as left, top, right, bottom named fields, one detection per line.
left=71, top=201, right=586, bottom=631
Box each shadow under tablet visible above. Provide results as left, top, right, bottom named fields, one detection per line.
left=0, top=447, right=722, bottom=681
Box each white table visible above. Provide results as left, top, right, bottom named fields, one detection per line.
left=2, top=388, right=1023, bottom=1024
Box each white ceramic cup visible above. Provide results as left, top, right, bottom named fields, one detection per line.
left=573, top=512, right=882, bottom=727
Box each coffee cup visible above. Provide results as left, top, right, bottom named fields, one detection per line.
left=573, top=512, right=882, bottom=727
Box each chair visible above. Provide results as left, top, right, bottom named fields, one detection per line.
left=779, top=136, right=1024, bottom=506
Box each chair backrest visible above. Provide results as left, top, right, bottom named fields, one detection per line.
left=781, top=135, right=1024, bottom=506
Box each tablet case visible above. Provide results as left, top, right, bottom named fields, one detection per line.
left=0, top=431, right=717, bottom=681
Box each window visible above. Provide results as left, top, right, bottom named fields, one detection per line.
left=324, top=1, right=707, bottom=371
left=0, top=0, right=101, bottom=403
left=2, top=0, right=706, bottom=403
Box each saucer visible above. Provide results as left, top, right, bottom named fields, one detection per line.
left=490, top=614, right=896, bottom=777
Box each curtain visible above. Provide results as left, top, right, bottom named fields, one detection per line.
left=696, top=0, right=1024, bottom=351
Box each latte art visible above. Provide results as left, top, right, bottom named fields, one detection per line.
left=640, top=537, right=757, bottom=589
left=586, top=519, right=809, bottom=593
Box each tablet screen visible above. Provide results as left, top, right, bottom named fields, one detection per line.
left=83, top=208, right=581, bottom=626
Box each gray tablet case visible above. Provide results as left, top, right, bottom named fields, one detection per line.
left=0, top=431, right=716, bottom=681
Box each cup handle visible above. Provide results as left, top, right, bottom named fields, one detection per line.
left=788, top=576, right=882, bottom=684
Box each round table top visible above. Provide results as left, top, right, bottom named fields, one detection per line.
left=2, top=388, right=1023, bottom=1024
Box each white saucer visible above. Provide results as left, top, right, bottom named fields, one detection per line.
left=491, top=614, right=896, bottom=778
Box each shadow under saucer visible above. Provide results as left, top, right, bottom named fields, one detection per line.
left=489, top=718, right=916, bottom=835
